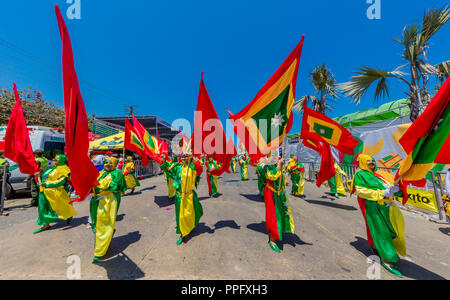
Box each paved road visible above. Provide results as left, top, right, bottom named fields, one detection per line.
left=0, top=169, right=449, bottom=280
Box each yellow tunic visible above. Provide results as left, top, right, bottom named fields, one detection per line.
left=42, top=165, right=77, bottom=220
left=93, top=173, right=119, bottom=257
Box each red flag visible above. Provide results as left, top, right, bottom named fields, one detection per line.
left=55, top=5, right=99, bottom=201
left=303, top=139, right=335, bottom=187
left=301, top=106, right=359, bottom=155
left=156, top=127, right=169, bottom=158
left=124, top=118, right=150, bottom=167
left=191, top=73, right=236, bottom=175
left=132, top=115, right=164, bottom=164
left=4, top=84, right=39, bottom=175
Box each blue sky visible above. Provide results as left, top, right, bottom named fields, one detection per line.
left=0, top=0, right=449, bottom=136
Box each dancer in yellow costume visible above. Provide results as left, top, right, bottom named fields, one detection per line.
left=34, top=154, right=77, bottom=234
left=231, top=156, right=238, bottom=173
left=161, top=156, right=176, bottom=200
left=239, top=154, right=250, bottom=181
left=123, top=156, right=140, bottom=194
left=327, top=162, right=347, bottom=198
left=160, top=152, right=204, bottom=245
left=287, top=156, right=305, bottom=198
left=91, top=157, right=126, bottom=262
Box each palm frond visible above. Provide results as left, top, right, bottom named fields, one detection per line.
left=420, top=6, right=450, bottom=48
left=292, top=97, right=307, bottom=114
left=338, top=66, right=407, bottom=104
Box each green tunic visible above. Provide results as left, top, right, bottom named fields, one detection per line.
left=161, top=161, right=203, bottom=237
left=256, top=163, right=266, bottom=197
left=90, top=169, right=127, bottom=233
left=263, top=164, right=295, bottom=241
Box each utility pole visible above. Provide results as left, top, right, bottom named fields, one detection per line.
left=125, top=105, right=137, bottom=117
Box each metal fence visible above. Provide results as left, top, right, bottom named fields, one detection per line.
left=300, top=162, right=449, bottom=223
left=134, top=159, right=161, bottom=179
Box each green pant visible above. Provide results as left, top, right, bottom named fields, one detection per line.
left=30, top=176, right=39, bottom=206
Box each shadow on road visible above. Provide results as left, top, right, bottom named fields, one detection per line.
left=198, top=196, right=212, bottom=201
left=247, top=222, right=312, bottom=249
left=96, top=252, right=146, bottom=280
left=439, top=227, right=450, bottom=237
left=61, top=216, right=89, bottom=231
left=224, top=180, right=240, bottom=183
left=279, top=233, right=313, bottom=249
left=3, top=203, right=34, bottom=211
left=247, top=222, right=268, bottom=235
left=305, top=200, right=357, bottom=211
left=349, top=236, right=375, bottom=258
left=350, top=236, right=446, bottom=280
left=139, top=185, right=157, bottom=192
left=106, top=231, right=142, bottom=258
left=184, top=223, right=214, bottom=242
left=240, top=194, right=263, bottom=203
left=93, top=231, right=145, bottom=279
left=154, top=196, right=174, bottom=208
left=116, top=214, right=125, bottom=222
left=213, top=220, right=241, bottom=230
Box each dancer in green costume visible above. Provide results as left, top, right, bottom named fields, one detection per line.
left=262, top=157, right=295, bottom=253
left=206, top=157, right=220, bottom=198
left=287, top=157, right=305, bottom=198
left=91, top=157, right=126, bottom=262
left=255, top=157, right=268, bottom=198
left=351, top=154, right=406, bottom=277
left=231, top=156, right=237, bottom=173
left=239, top=154, right=250, bottom=181
left=34, top=155, right=77, bottom=234
left=328, top=162, right=347, bottom=198
left=160, top=153, right=204, bottom=245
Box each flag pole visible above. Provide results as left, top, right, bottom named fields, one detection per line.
left=278, top=127, right=289, bottom=188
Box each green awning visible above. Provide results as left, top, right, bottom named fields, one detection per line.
left=333, top=98, right=410, bottom=128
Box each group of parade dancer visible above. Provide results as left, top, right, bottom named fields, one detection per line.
left=30, top=147, right=408, bottom=277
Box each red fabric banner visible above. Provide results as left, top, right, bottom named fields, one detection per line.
left=4, top=83, right=39, bottom=175
left=191, top=73, right=236, bottom=175
left=55, top=5, right=99, bottom=201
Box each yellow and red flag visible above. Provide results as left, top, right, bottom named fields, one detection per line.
left=397, top=76, right=450, bottom=184
left=124, top=118, right=149, bottom=167
left=132, top=115, right=165, bottom=164
left=301, top=106, right=359, bottom=155
left=228, top=36, right=304, bottom=162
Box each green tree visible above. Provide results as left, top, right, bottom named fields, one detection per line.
left=0, top=86, right=94, bottom=131
left=338, top=7, right=450, bottom=121
left=293, top=62, right=338, bottom=115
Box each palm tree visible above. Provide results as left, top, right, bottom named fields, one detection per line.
left=293, top=62, right=338, bottom=115
left=338, top=7, right=450, bottom=121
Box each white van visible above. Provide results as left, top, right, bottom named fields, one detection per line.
left=0, top=126, right=65, bottom=196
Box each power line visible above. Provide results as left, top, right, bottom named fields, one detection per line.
left=0, top=36, right=134, bottom=109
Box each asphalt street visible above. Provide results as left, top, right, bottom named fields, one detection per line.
left=0, top=169, right=449, bottom=280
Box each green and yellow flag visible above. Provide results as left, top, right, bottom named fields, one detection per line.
left=228, top=36, right=304, bottom=162
left=398, top=77, right=450, bottom=183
